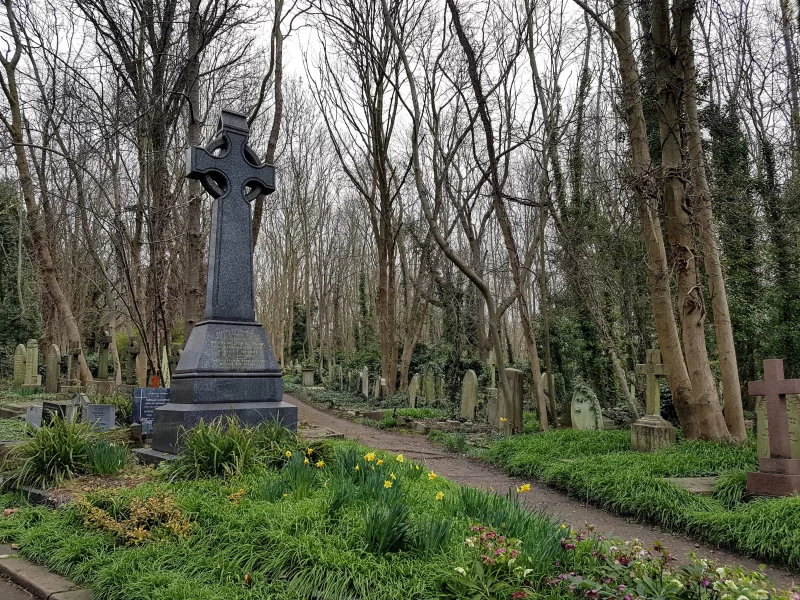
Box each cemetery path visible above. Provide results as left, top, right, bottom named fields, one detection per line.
left=287, top=394, right=798, bottom=591
left=0, top=577, right=33, bottom=599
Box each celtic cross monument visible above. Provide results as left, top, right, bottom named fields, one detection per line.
left=152, top=109, right=297, bottom=453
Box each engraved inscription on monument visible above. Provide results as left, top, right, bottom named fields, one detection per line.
left=209, top=330, right=265, bottom=371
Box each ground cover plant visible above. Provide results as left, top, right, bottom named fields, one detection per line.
left=484, top=430, right=800, bottom=569
left=0, top=417, right=27, bottom=440
left=0, top=422, right=793, bottom=600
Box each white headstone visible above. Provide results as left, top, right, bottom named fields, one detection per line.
left=83, top=404, right=116, bottom=431
left=408, top=374, right=420, bottom=408
left=361, top=367, right=369, bottom=398
left=460, top=370, right=478, bottom=420
left=25, top=405, right=42, bottom=428
left=570, top=383, right=603, bottom=430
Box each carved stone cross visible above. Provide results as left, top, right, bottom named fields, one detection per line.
left=635, top=349, right=666, bottom=416
left=187, top=109, right=275, bottom=322
left=749, top=359, right=800, bottom=459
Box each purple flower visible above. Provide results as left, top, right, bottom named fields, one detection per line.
left=585, top=590, right=599, bottom=599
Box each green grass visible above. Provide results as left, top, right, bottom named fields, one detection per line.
left=0, top=439, right=566, bottom=600
left=0, top=417, right=28, bottom=440
left=483, top=429, right=800, bottom=569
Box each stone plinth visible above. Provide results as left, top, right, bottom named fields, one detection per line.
left=631, top=414, right=676, bottom=452
left=302, top=367, right=315, bottom=387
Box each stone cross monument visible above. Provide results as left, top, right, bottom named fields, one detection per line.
left=747, top=359, right=800, bottom=495
left=152, top=109, right=297, bottom=453
left=631, top=349, right=675, bottom=452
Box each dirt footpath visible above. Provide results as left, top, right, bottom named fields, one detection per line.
left=287, top=394, right=797, bottom=591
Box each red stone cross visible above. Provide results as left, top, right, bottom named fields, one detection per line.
left=748, top=359, right=800, bottom=459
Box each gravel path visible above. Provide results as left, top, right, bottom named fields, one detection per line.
left=288, top=393, right=797, bottom=591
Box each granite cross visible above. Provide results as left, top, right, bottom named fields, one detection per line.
left=187, top=109, right=275, bottom=321
left=635, top=349, right=666, bottom=416
left=749, top=359, right=800, bottom=459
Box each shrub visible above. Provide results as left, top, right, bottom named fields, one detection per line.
left=444, top=432, right=467, bottom=453
left=88, top=441, right=129, bottom=475
left=4, top=419, right=93, bottom=489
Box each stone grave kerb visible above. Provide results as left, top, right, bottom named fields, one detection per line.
left=152, top=109, right=296, bottom=453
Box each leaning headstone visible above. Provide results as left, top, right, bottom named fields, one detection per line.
left=23, top=339, right=42, bottom=388
left=361, top=367, right=369, bottom=398
left=45, top=344, right=61, bottom=394
left=408, top=374, right=420, bottom=408
left=497, top=368, right=524, bottom=433
left=42, top=401, right=76, bottom=425
left=631, top=349, right=675, bottom=451
left=747, top=359, right=800, bottom=496
left=12, top=344, right=26, bottom=390
left=133, top=388, right=170, bottom=423
left=302, top=367, right=315, bottom=387
left=460, top=370, right=478, bottom=420
left=25, top=405, right=42, bottom=428
left=152, top=110, right=297, bottom=453
left=372, top=376, right=381, bottom=400
left=423, top=370, right=435, bottom=403
left=570, top=382, right=603, bottom=430
left=82, top=404, right=116, bottom=431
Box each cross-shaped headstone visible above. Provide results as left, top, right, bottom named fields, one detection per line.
left=635, top=349, right=666, bottom=416
left=749, top=359, right=800, bottom=459
left=187, top=109, right=275, bottom=321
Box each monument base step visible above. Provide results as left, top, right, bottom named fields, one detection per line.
left=134, top=448, right=179, bottom=466
left=666, top=477, right=717, bottom=495
left=152, top=401, right=298, bottom=454
left=631, top=415, right=676, bottom=452
left=747, top=471, right=800, bottom=496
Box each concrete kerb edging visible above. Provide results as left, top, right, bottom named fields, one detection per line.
left=0, top=544, right=91, bottom=600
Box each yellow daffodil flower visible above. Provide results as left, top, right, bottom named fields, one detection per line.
left=377, top=459, right=384, bottom=465
left=518, top=483, right=531, bottom=493
left=364, top=452, right=376, bottom=462
left=428, top=472, right=437, bottom=480
left=304, top=458, right=309, bottom=465
left=390, top=472, right=396, bottom=480
left=396, top=454, right=404, bottom=462
left=354, top=465, right=360, bottom=471
left=384, top=480, right=393, bottom=489
left=307, top=448, right=314, bottom=455
left=500, top=417, right=508, bottom=423
left=316, top=460, right=325, bottom=468
left=285, top=450, right=292, bottom=458
left=435, top=491, right=444, bottom=501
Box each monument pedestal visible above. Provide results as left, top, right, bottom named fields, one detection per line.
left=631, top=414, right=676, bottom=452
left=747, top=458, right=800, bottom=496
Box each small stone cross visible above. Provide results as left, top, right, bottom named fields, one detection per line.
left=635, top=349, right=666, bottom=416
left=187, top=109, right=275, bottom=321
left=749, top=359, right=800, bottom=459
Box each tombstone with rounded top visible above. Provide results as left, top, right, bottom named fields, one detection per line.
left=570, top=381, right=603, bottom=430
left=23, top=339, right=41, bottom=388
left=460, top=370, right=478, bottom=420
left=11, top=344, right=26, bottom=390
left=45, top=344, right=61, bottom=394
left=408, top=374, right=420, bottom=408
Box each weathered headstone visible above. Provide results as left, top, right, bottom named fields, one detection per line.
left=372, top=376, right=381, bottom=400
left=11, top=344, right=26, bottom=390
left=42, top=401, right=76, bottom=425
left=25, top=405, right=42, bottom=428
left=631, top=349, right=675, bottom=451
left=497, top=368, right=524, bottom=432
left=423, top=370, right=435, bottom=403
left=747, top=359, right=800, bottom=496
left=83, top=404, right=116, bottom=431
left=361, top=367, right=369, bottom=398
left=133, top=388, right=171, bottom=423
left=460, top=370, right=478, bottom=420
left=570, top=381, right=603, bottom=430
left=408, top=374, right=420, bottom=408
left=486, top=388, right=498, bottom=425
left=126, top=341, right=140, bottom=386
left=67, top=341, right=82, bottom=385
left=45, top=344, right=60, bottom=394
left=435, top=376, right=444, bottom=402
left=152, top=109, right=297, bottom=453
left=380, top=377, right=389, bottom=399
left=23, top=339, right=42, bottom=388
left=302, top=367, right=315, bottom=387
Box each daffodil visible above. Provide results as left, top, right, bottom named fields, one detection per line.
left=304, top=458, right=309, bottom=465
left=500, top=417, right=508, bottom=423
left=517, top=483, right=531, bottom=493
left=285, top=450, right=292, bottom=458
left=307, top=447, right=314, bottom=455
left=354, top=465, right=360, bottom=471
left=435, top=491, right=444, bottom=501
left=560, top=523, right=567, bottom=529
left=316, top=460, right=325, bottom=468
left=428, top=471, right=437, bottom=480
left=390, top=472, right=396, bottom=480
left=364, top=452, right=376, bottom=462
left=396, top=454, right=404, bottom=462
left=384, top=480, right=393, bottom=489
left=377, top=459, right=384, bottom=465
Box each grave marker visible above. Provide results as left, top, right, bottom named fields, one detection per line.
left=361, top=367, right=369, bottom=398
left=497, top=368, right=524, bottom=433
left=423, top=370, right=434, bottom=403
left=12, top=344, right=26, bottom=390
left=408, top=374, right=420, bottom=408
left=83, top=404, right=116, bottom=431
left=98, top=332, right=112, bottom=380
left=126, top=341, right=140, bottom=386
left=23, top=339, right=41, bottom=388
left=570, top=382, right=603, bottom=430
left=42, top=401, right=76, bottom=426
left=302, top=367, right=315, bottom=387
left=460, top=370, right=478, bottom=420
left=45, top=344, right=60, bottom=393
left=372, top=376, right=380, bottom=399
left=747, top=359, right=800, bottom=496
left=631, top=349, right=676, bottom=451
left=133, top=388, right=170, bottom=423
left=152, top=109, right=296, bottom=453
left=67, top=341, right=82, bottom=385
left=25, top=405, right=42, bottom=428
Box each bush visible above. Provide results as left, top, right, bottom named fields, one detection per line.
left=88, top=441, right=129, bottom=475
left=443, top=432, right=467, bottom=453
left=4, top=419, right=93, bottom=489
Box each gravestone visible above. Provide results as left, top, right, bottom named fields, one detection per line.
left=126, top=341, right=140, bottom=386
left=98, top=332, right=112, bottom=380
left=42, top=401, right=76, bottom=425
left=486, top=388, right=498, bottom=425
left=294, top=362, right=302, bottom=376
left=460, top=370, right=478, bottom=420
left=747, top=359, right=800, bottom=496
left=23, top=339, right=42, bottom=389
left=755, top=396, right=800, bottom=459
left=161, top=345, right=171, bottom=388
left=67, top=341, right=82, bottom=385
left=45, top=344, right=60, bottom=394
left=302, top=367, right=315, bottom=387
left=631, top=349, right=675, bottom=451
left=570, top=382, right=603, bottom=430
left=497, top=368, right=524, bottom=433
left=424, top=370, right=435, bottom=403
left=83, top=404, right=116, bottom=431
left=435, top=376, right=444, bottom=402
left=380, top=377, right=389, bottom=399
left=152, top=109, right=297, bottom=453
left=372, top=376, right=380, bottom=399
left=11, top=344, right=26, bottom=390
left=408, top=374, right=420, bottom=408
left=25, top=405, right=42, bottom=428
left=361, top=367, right=369, bottom=398
left=133, top=388, right=171, bottom=423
